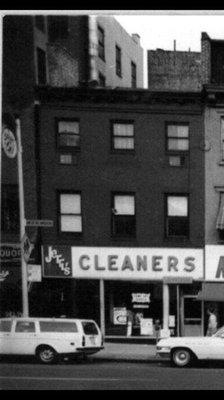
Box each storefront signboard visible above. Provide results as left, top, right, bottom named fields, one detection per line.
left=0, top=244, right=21, bottom=263
left=27, top=264, right=42, bottom=282
left=72, top=247, right=203, bottom=281
left=113, top=308, right=127, bottom=325
left=205, top=245, right=224, bottom=281
left=131, top=293, right=150, bottom=303
left=140, top=318, right=154, bottom=336
left=42, top=246, right=72, bottom=278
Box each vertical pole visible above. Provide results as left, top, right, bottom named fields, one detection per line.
left=163, top=283, right=169, bottom=332
left=176, top=285, right=180, bottom=337
left=16, top=118, right=29, bottom=317
left=99, top=279, right=105, bottom=336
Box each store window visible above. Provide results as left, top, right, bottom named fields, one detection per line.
left=112, top=122, right=134, bottom=151
left=98, top=25, right=105, bottom=61
left=36, top=47, right=47, bottom=85
left=59, top=193, right=82, bottom=233
left=166, top=195, right=189, bottom=238
left=112, top=193, right=136, bottom=238
left=221, top=118, right=224, bottom=162
left=166, top=123, right=189, bottom=167
left=116, top=45, right=122, bottom=77
left=57, top=120, right=80, bottom=149
left=1, top=185, right=19, bottom=233
left=131, top=61, right=137, bottom=88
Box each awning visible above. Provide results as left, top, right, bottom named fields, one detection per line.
left=216, top=193, right=224, bottom=230
left=196, top=283, right=224, bottom=301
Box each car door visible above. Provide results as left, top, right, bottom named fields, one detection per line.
left=12, top=320, right=37, bottom=354
left=0, top=320, right=13, bottom=354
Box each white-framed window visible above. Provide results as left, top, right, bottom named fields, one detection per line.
left=57, top=120, right=80, bottom=148
left=166, top=124, right=189, bottom=152
left=59, top=193, right=82, bottom=233
left=112, top=122, right=134, bottom=151
left=112, top=193, right=136, bottom=237
left=166, top=195, right=189, bottom=238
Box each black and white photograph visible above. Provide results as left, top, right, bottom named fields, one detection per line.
left=1, top=8, right=224, bottom=390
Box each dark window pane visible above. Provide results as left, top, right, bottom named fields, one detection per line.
left=35, top=16, right=46, bottom=32
left=37, top=47, right=47, bottom=85
left=167, top=217, right=189, bottom=237
left=113, top=215, right=136, bottom=237
left=116, top=45, right=122, bottom=77
left=40, top=321, right=78, bottom=332
left=131, top=61, right=137, bottom=88
left=0, top=320, right=12, bottom=332
left=98, top=26, right=105, bottom=60
left=82, top=322, right=98, bottom=335
left=48, top=16, right=69, bottom=41
left=59, top=134, right=80, bottom=147
left=15, top=322, right=35, bottom=333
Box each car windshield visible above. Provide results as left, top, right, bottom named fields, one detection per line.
left=214, top=326, right=224, bottom=337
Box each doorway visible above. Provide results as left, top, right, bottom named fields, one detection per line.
left=181, top=295, right=203, bottom=336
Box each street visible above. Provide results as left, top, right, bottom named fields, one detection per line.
left=1, top=358, right=224, bottom=390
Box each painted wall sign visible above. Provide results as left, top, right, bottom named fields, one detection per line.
left=42, top=246, right=72, bottom=278
left=71, top=247, right=203, bottom=281
left=0, top=244, right=21, bottom=263
left=205, top=245, right=224, bottom=281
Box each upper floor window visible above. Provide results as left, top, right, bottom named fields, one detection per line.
left=98, top=72, right=106, bottom=87
left=1, top=185, right=19, bottom=234
left=116, top=45, right=122, bottom=77
left=98, top=25, right=105, bottom=61
left=37, top=47, right=47, bottom=85
left=59, top=193, right=82, bottom=233
left=48, top=16, right=69, bottom=41
left=165, top=195, right=189, bottom=238
left=35, top=16, right=46, bottom=32
left=112, top=194, right=136, bottom=238
left=57, top=120, right=80, bottom=149
left=131, top=61, right=137, bottom=88
left=112, top=122, right=134, bottom=151
left=221, top=118, right=224, bottom=161
left=166, top=124, right=189, bottom=152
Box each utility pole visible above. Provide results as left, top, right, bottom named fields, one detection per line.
left=16, top=118, right=29, bottom=317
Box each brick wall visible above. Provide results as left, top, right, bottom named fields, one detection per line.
left=47, top=43, right=79, bottom=87
left=148, top=49, right=202, bottom=91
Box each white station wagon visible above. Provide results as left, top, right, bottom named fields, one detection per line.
left=157, top=326, right=224, bottom=367
left=0, top=318, right=104, bottom=364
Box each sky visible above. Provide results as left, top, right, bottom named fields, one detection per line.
left=114, top=12, right=224, bottom=87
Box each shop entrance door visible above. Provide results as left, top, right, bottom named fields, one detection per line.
left=181, top=295, right=203, bottom=337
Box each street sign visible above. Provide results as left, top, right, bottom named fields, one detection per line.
left=2, top=127, right=17, bottom=158
left=27, top=264, right=42, bottom=282
left=26, top=219, right=54, bottom=227
left=21, top=233, right=34, bottom=263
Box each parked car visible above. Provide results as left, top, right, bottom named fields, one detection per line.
left=0, top=318, right=104, bottom=364
left=156, top=326, right=224, bottom=367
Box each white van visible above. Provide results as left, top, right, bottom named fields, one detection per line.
left=0, top=318, right=104, bottom=364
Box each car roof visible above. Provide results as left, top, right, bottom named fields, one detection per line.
left=0, top=318, right=97, bottom=323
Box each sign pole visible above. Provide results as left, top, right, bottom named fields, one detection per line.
left=16, top=118, right=29, bottom=317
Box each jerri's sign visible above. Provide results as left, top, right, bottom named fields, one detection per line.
left=71, top=247, right=203, bottom=281
left=205, top=246, right=224, bottom=281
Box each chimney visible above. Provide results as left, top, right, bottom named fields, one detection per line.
left=132, top=33, right=141, bottom=45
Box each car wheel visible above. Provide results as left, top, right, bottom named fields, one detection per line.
left=171, top=348, right=193, bottom=368
left=37, top=346, right=57, bottom=364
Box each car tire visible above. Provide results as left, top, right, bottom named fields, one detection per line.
left=36, top=346, right=58, bottom=364
left=171, top=348, right=194, bottom=368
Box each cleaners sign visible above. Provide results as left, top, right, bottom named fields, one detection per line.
left=205, top=246, right=224, bottom=281
left=71, top=247, right=203, bottom=281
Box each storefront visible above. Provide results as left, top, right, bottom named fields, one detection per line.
left=42, top=245, right=204, bottom=338
left=0, top=244, right=22, bottom=317
left=197, top=245, right=224, bottom=333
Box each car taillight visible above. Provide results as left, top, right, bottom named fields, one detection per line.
left=82, top=335, right=86, bottom=347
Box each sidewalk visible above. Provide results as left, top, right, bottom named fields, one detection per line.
left=91, top=342, right=165, bottom=362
